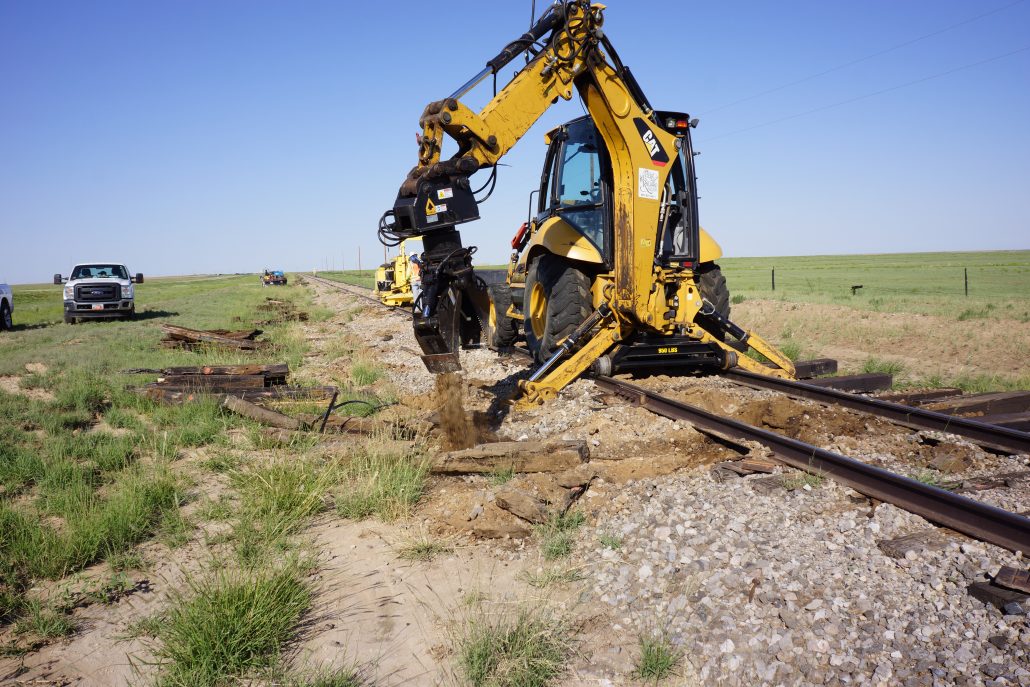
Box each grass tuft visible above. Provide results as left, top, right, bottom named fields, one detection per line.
left=0, top=465, right=182, bottom=583
left=335, top=447, right=428, bottom=521
left=598, top=532, right=623, bottom=550
left=782, top=469, right=824, bottom=491
left=861, top=357, right=905, bottom=376
left=232, top=458, right=333, bottom=564
left=912, top=468, right=941, bottom=487
left=535, top=511, right=586, bottom=560
left=12, top=598, right=75, bottom=640
left=521, top=566, right=585, bottom=588
left=350, top=361, right=384, bottom=387
left=488, top=465, right=515, bottom=486
left=778, top=341, right=802, bottom=362
left=285, top=666, right=369, bottom=687
left=108, top=549, right=146, bottom=572
left=397, top=535, right=452, bottom=562
left=635, top=632, right=683, bottom=684
left=154, top=562, right=311, bottom=687
left=957, top=305, right=994, bottom=321
left=458, top=605, right=573, bottom=687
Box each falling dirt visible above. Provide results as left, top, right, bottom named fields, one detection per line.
left=435, top=372, right=477, bottom=450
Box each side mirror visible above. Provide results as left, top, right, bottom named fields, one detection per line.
left=53, top=274, right=63, bottom=285
left=134, top=273, right=144, bottom=284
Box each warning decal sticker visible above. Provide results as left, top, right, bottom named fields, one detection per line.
left=638, top=168, right=659, bottom=200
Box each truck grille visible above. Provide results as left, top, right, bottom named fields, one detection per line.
left=75, top=284, right=119, bottom=301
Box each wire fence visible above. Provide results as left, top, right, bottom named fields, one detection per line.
left=721, top=263, right=1029, bottom=301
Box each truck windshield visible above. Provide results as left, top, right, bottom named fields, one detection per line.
left=72, top=265, right=128, bottom=280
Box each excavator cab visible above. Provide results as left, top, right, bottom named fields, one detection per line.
left=491, top=111, right=737, bottom=378
left=540, top=117, right=610, bottom=264
left=529, top=112, right=708, bottom=269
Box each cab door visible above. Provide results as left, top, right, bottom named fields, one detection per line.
left=538, top=117, right=611, bottom=264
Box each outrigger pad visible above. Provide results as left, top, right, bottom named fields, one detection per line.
left=421, top=352, right=462, bottom=373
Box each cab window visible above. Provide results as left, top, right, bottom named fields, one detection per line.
left=659, top=149, right=697, bottom=262
left=555, top=119, right=607, bottom=257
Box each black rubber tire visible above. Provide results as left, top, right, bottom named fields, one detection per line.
left=524, top=254, right=592, bottom=364
left=0, top=302, right=11, bottom=330
left=486, top=284, right=518, bottom=349
left=64, top=313, right=76, bottom=325
left=696, top=263, right=731, bottom=341
left=697, top=263, right=730, bottom=319
left=124, top=306, right=136, bottom=321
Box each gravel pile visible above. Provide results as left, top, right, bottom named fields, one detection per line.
left=578, top=471, right=1029, bottom=686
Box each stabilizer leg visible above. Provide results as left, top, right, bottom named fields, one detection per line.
left=515, top=304, right=624, bottom=408
left=692, top=298, right=796, bottom=378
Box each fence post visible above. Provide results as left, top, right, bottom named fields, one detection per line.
left=771, top=268, right=776, bottom=292
left=964, top=268, right=968, bottom=296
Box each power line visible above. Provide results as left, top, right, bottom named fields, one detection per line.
left=699, top=44, right=1030, bottom=143
left=699, top=0, right=1026, bottom=116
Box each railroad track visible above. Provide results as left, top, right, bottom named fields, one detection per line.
left=306, top=275, right=1030, bottom=552
left=594, top=376, right=1029, bottom=553
left=721, top=370, right=1030, bottom=455
left=305, top=274, right=397, bottom=309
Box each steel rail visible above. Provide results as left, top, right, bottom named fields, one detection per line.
left=305, top=275, right=412, bottom=318
left=723, top=370, right=1030, bottom=454
left=305, top=275, right=383, bottom=305
left=595, top=376, right=1030, bottom=553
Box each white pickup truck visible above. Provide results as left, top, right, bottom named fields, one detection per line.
left=0, top=282, right=12, bottom=330
left=54, top=263, right=143, bottom=324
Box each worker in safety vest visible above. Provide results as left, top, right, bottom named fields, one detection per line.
left=409, top=252, right=423, bottom=308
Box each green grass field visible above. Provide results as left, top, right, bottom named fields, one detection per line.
left=316, top=269, right=377, bottom=290
left=10, top=274, right=268, bottom=328
left=319, top=250, right=1029, bottom=321
left=0, top=273, right=419, bottom=684
left=717, top=250, right=1030, bottom=321
left=0, top=274, right=322, bottom=654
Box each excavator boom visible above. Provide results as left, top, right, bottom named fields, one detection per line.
left=379, top=1, right=795, bottom=400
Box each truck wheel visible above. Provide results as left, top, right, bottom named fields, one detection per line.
left=64, top=313, right=77, bottom=325
left=125, top=306, right=136, bottom=321
left=486, top=284, right=517, bottom=349
left=696, top=263, right=731, bottom=340
left=0, top=302, right=11, bottom=330
left=524, top=254, right=592, bottom=364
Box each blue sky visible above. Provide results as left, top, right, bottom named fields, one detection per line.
left=1, top=0, right=1028, bottom=284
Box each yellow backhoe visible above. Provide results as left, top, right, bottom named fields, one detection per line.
left=373, top=238, right=423, bottom=307
left=379, top=0, right=795, bottom=407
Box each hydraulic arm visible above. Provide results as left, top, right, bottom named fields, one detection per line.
left=379, top=0, right=795, bottom=404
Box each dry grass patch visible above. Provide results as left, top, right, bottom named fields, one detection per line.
left=397, top=533, right=453, bottom=562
